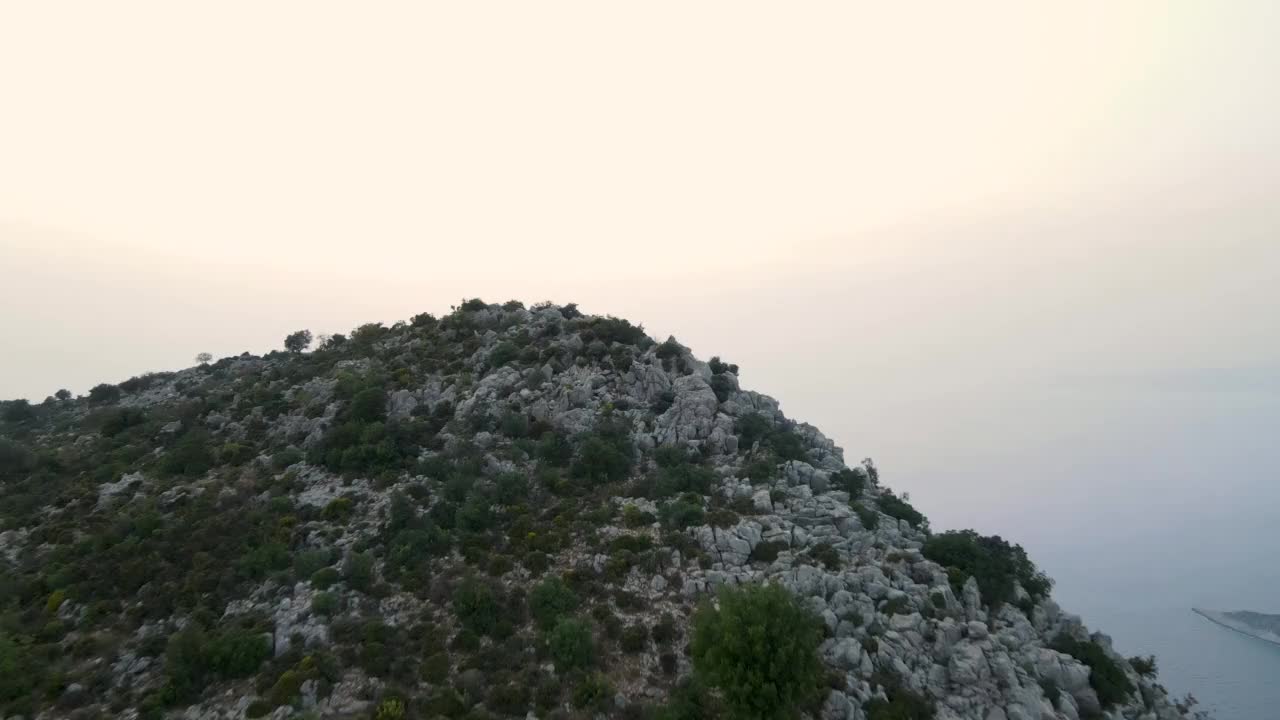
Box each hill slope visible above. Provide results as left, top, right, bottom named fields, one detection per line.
left=0, top=301, right=1196, bottom=720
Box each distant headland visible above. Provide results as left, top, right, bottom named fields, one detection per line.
left=1194, top=607, right=1280, bottom=646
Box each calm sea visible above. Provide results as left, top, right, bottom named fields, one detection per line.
left=1054, top=584, right=1280, bottom=720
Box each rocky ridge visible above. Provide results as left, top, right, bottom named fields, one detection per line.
left=0, top=301, right=1198, bottom=720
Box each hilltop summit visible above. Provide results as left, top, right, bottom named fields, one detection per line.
left=0, top=301, right=1195, bottom=720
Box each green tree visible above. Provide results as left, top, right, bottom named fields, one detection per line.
left=1, top=400, right=35, bottom=424
left=690, top=584, right=824, bottom=719
left=88, top=383, right=121, bottom=404
left=284, top=329, right=313, bottom=353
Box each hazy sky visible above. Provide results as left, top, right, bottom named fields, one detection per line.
left=2, top=3, right=1279, bottom=584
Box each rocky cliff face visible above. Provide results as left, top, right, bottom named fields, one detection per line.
left=0, top=301, right=1195, bottom=720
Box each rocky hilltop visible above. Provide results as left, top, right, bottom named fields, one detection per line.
left=0, top=301, right=1200, bottom=720
left=1193, top=608, right=1280, bottom=646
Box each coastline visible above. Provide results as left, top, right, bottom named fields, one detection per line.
left=1193, top=608, right=1280, bottom=647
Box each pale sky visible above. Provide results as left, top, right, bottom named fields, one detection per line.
left=2, top=2, right=1279, bottom=553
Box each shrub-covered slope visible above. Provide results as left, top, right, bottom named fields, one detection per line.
left=0, top=301, right=1197, bottom=720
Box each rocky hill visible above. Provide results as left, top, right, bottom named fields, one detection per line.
left=0, top=301, right=1199, bottom=720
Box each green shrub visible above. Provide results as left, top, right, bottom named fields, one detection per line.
left=852, top=502, right=880, bottom=530
left=710, top=374, right=735, bottom=403
left=488, top=682, right=531, bottom=716
left=311, top=567, right=341, bottom=590
left=322, top=497, right=355, bottom=521
left=160, top=429, right=215, bottom=477
left=571, top=672, right=613, bottom=711
left=348, top=388, right=387, bottom=423
left=805, top=542, right=842, bottom=571
left=373, top=698, right=406, bottom=720
left=270, top=448, right=303, bottom=469
left=921, top=530, right=1052, bottom=608
left=311, top=592, right=339, bottom=616
left=652, top=614, right=679, bottom=646
left=734, top=413, right=771, bottom=449
left=690, top=584, right=824, bottom=719
left=454, top=578, right=500, bottom=636
left=660, top=496, right=705, bottom=529
left=284, top=330, right=313, bottom=354
left=864, top=683, right=934, bottom=720
left=547, top=618, right=594, bottom=670
left=581, top=316, right=648, bottom=346
left=204, top=629, right=272, bottom=677
left=0, top=632, right=36, bottom=703
left=1051, top=634, right=1134, bottom=707
left=750, top=540, right=788, bottom=564
left=89, top=383, right=121, bottom=404
left=499, top=412, right=529, bottom=438
left=536, top=431, right=572, bottom=467
left=100, top=407, right=149, bottom=437
left=422, top=652, right=450, bottom=684
left=571, top=418, right=634, bottom=484
left=708, top=356, right=738, bottom=375
left=653, top=460, right=715, bottom=498
left=620, top=623, right=648, bottom=653
left=622, top=504, right=657, bottom=527
left=489, top=342, right=520, bottom=368
left=768, top=431, right=807, bottom=462
left=342, top=551, right=376, bottom=592
left=529, top=577, right=579, bottom=629
left=833, top=468, right=865, bottom=496
left=654, top=678, right=721, bottom=720
left=881, top=596, right=911, bottom=616
left=0, top=439, right=35, bottom=480
left=876, top=490, right=926, bottom=529
left=1129, top=655, right=1157, bottom=678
